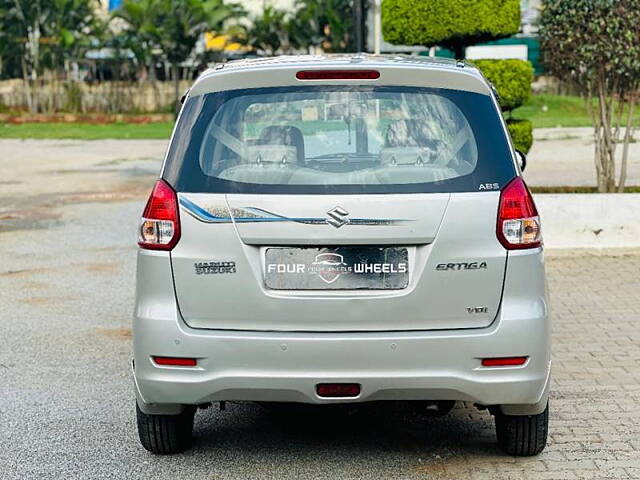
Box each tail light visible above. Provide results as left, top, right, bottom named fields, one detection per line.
left=138, top=179, right=180, bottom=250
left=496, top=177, right=541, bottom=250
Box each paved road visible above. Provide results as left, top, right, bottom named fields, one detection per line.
left=525, top=128, right=640, bottom=188
left=2, top=140, right=640, bottom=479
left=0, top=132, right=639, bottom=193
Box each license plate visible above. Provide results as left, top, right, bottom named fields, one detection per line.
left=265, top=247, right=409, bottom=290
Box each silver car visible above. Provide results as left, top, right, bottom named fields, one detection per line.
left=133, top=55, right=550, bottom=456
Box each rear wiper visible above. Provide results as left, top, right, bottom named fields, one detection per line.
left=308, top=153, right=346, bottom=160
left=308, top=153, right=377, bottom=162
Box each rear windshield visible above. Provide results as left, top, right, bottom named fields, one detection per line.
left=163, top=86, right=516, bottom=194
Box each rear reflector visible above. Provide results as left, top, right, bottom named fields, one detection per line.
left=152, top=356, right=197, bottom=367
left=481, top=356, right=528, bottom=367
left=316, top=383, right=361, bottom=397
left=296, top=70, right=380, bottom=80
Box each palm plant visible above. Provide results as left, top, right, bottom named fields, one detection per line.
left=246, top=6, right=293, bottom=56
left=159, top=0, right=244, bottom=111
left=2, top=0, right=99, bottom=111
left=290, top=0, right=355, bottom=53
left=112, top=0, right=163, bottom=81
left=114, top=0, right=243, bottom=110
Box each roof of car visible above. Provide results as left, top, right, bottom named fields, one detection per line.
left=189, top=54, right=490, bottom=97
left=199, top=54, right=474, bottom=76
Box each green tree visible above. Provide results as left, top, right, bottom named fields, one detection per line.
left=113, top=0, right=164, bottom=81
left=381, top=0, right=520, bottom=59
left=156, top=0, right=243, bottom=111
left=475, top=59, right=534, bottom=153
left=46, top=0, right=97, bottom=68
left=246, top=6, right=293, bottom=56
left=540, top=0, right=640, bottom=192
left=0, top=1, right=22, bottom=78
left=115, top=0, right=243, bottom=111
left=289, top=0, right=355, bottom=53
left=0, top=0, right=99, bottom=111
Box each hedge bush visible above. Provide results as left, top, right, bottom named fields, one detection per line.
left=507, top=119, right=533, bottom=154
left=381, top=0, right=520, bottom=56
left=474, top=59, right=533, bottom=112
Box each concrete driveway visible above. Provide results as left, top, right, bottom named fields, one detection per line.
left=524, top=128, right=640, bottom=187
left=1, top=139, right=640, bottom=479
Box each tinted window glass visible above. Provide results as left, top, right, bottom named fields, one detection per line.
left=163, top=86, right=516, bottom=194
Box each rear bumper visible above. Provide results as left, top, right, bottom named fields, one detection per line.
left=134, top=316, right=550, bottom=409
left=133, top=249, right=550, bottom=413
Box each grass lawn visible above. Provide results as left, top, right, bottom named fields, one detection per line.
left=0, top=121, right=174, bottom=140
left=511, top=94, right=640, bottom=128
left=1, top=94, right=640, bottom=139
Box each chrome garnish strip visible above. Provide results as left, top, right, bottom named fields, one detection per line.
left=179, top=196, right=233, bottom=223
left=179, top=196, right=411, bottom=225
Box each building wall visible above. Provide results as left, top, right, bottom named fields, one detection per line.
left=99, top=0, right=297, bottom=15
left=240, top=0, right=297, bottom=17
left=98, top=0, right=122, bottom=11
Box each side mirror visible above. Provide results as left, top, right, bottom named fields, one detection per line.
left=180, top=89, right=190, bottom=105
left=515, top=149, right=527, bottom=172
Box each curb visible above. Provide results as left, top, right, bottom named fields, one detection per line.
left=535, top=194, right=640, bottom=249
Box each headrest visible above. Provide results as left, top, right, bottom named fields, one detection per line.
left=385, top=120, right=440, bottom=149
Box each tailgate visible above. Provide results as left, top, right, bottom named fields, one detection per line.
left=170, top=192, right=506, bottom=331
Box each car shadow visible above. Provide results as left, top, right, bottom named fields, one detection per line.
left=187, top=401, right=502, bottom=463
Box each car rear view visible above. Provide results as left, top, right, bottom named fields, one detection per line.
left=133, top=55, right=550, bottom=456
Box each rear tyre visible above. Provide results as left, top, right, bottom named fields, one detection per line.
left=495, top=403, right=548, bottom=456
left=136, top=403, right=195, bottom=454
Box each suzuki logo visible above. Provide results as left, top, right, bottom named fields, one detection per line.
left=326, top=206, right=349, bottom=228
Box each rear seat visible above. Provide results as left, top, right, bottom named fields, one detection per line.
left=218, top=125, right=304, bottom=184
left=220, top=121, right=458, bottom=185
left=218, top=144, right=298, bottom=184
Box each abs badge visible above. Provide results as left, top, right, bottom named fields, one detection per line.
left=194, top=261, right=236, bottom=275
